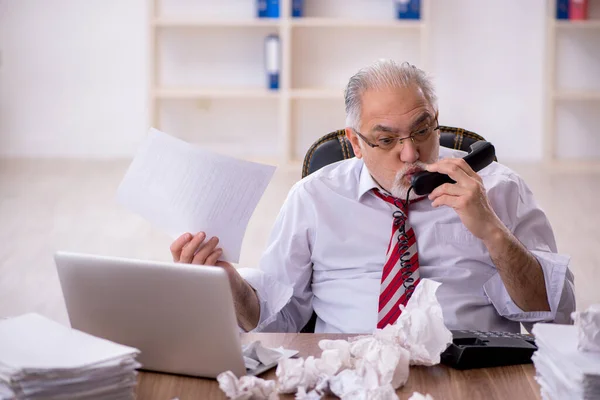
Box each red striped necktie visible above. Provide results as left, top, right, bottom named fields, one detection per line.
left=373, top=189, right=424, bottom=329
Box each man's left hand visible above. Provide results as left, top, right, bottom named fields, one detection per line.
left=426, top=158, right=505, bottom=241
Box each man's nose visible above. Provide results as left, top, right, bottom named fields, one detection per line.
left=399, top=138, right=419, bottom=163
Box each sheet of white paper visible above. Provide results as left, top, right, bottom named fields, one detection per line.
left=246, top=349, right=299, bottom=377
left=116, top=128, right=276, bottom=263
left=0, top=314, right=139, bottom=372
left=532, top=323, right=600, bottom=377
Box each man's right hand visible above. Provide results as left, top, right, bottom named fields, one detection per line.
left=170, top=232, right=225, bottom=266
left=170, top=232, right=260, bottom=331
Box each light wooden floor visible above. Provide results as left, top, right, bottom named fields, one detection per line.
left=0, top=159, right=598, bottom=326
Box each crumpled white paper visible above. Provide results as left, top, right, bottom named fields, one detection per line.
left=373, top=279, right=453, bottom=366
left=276, top=356, right=330, bottom=395
left=243, top=341, right=290, bottom=370
left=295, top=386, right=324, bottom=400
left=220, top=278, right=451, bottom=400
left=572, top=304, right=600, bottom=353
left=408, top=392, right=435, bottom=400
left=329, top=368, right=399, bottom=400
left=217, top=370, right=278, bottom=400
left=275, top=278, right=450, bottom=397
left=348, top=336, right=410, bottom=389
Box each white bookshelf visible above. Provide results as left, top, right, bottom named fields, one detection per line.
left=149, top=0, right=430, bottom=164
left=152, top=18, right=282, bottom=28
left=554, top=19, right=600, bottom=29
left=290, top=18, right=423, bottom=29
left=553, top=90, right=600, bottom=101
left=155, top=88, right=281, bottom=99
left=545, top=0, right=600, bottom=166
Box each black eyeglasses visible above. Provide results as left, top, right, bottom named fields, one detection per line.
left=353, top=120, right=440, bottom=151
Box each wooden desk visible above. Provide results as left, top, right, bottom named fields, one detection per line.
left=136, top=333, right=542, bottom=400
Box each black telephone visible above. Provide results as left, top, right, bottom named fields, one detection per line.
left=440, top=330, right=538, bottom=370
left=411, top=141, right=496, bottom=196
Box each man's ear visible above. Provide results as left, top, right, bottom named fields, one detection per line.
left=346, top=128, right=363, bottom=159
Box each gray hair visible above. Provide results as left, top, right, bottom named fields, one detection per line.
left=344, top=59, right=437, bottom=130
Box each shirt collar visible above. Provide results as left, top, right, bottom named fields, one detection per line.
left=357, top=161, right=383, bottom=201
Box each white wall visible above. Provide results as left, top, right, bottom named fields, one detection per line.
left=0, top=0, right=580, bottom=161
left=0, top=0, right=149, bottom=158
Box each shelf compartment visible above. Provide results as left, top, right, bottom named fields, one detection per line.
left=156, top=0, right=262, bottom=21
left=157, top=27, right=279, bottom=89
left=296, top=0, right=414, bottom=20
left=291, top=28, right=421, bottom=90
left=555, top=29, right=600, bottom=94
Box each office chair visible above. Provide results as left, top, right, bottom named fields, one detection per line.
left=299, top=125, right=494, bottom=333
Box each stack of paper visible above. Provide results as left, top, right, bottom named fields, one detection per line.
left=532, top=323, right=600, bottom=400
left=0, top=314, right=140, bottom=400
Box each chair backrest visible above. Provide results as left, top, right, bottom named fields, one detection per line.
left=302, top=126, right=494, bottom=179
left=298, top=125, right=493, bottom=333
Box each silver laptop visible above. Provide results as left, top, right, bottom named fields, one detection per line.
left=54, top=251, right=247, bottom=378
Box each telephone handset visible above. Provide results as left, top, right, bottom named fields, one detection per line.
left=410, top=141, right=496, bottom=196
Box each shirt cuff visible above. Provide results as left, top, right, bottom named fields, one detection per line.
left=483, top=251, right=570, bottom=323
left=237, top=267, right=293, bottom=332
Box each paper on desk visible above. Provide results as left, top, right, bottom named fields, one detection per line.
left=0, top=313, right=139, bottom=373
left=572, top=304, right=600, bottom=353
left=329, top=368, right=399, bottom=400
left=295, top=386, right=323, bottom=400
left=219, top=279, right=450, bottom=399
left=378, top=279, right=453, bottom=366
left=408, top=393, right=435, bottom=400
left=274, top=279, right=449, bottom=395
left=217, top=371, right=277, bottom=400
left=243, top=341, right=299, bottom=376
left=116, top=128, right=276, bottom=263
left=532, top=323, right=600, bottom=377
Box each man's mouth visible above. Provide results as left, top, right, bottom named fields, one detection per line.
left=403, top=167, right=423, bottom=181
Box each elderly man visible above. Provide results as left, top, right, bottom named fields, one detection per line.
left=170, top=60, right=575, bottom=334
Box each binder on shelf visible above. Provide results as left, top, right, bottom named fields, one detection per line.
left=556, top=0, right=569, bottom=19
left=395, top=0, right=420, bottom=20
left=569, top=0, right=588, bottom=20
left=265, top=34, right=280, bottom=90
left=257, top=0, right=280, bottom=18
left=292, top=0, right=304, bottom=17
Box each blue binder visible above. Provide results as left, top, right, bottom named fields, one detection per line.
left=395, top=0, right=420, bottom=20
left=292, top=0, right=304, bottom=17
left=556, top=0, right=569, bottom=19
left=264, top=34, right=280, bottom=90
left=257, top=0, right=280, bottom=18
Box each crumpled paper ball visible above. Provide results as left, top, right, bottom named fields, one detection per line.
left=572, top=304, right=600, bottom=353
left=329, top=368, right=399, bottom=400
left=217, top=370, right=278, bottom=400
left=408, top=392, right=435, bottom=400
left=348, top=336, right=410, bottom=389
left=372, top=279, right=453, bottom=366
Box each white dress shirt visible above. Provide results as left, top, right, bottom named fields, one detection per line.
left=238, top=147, right=576, bottom=333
